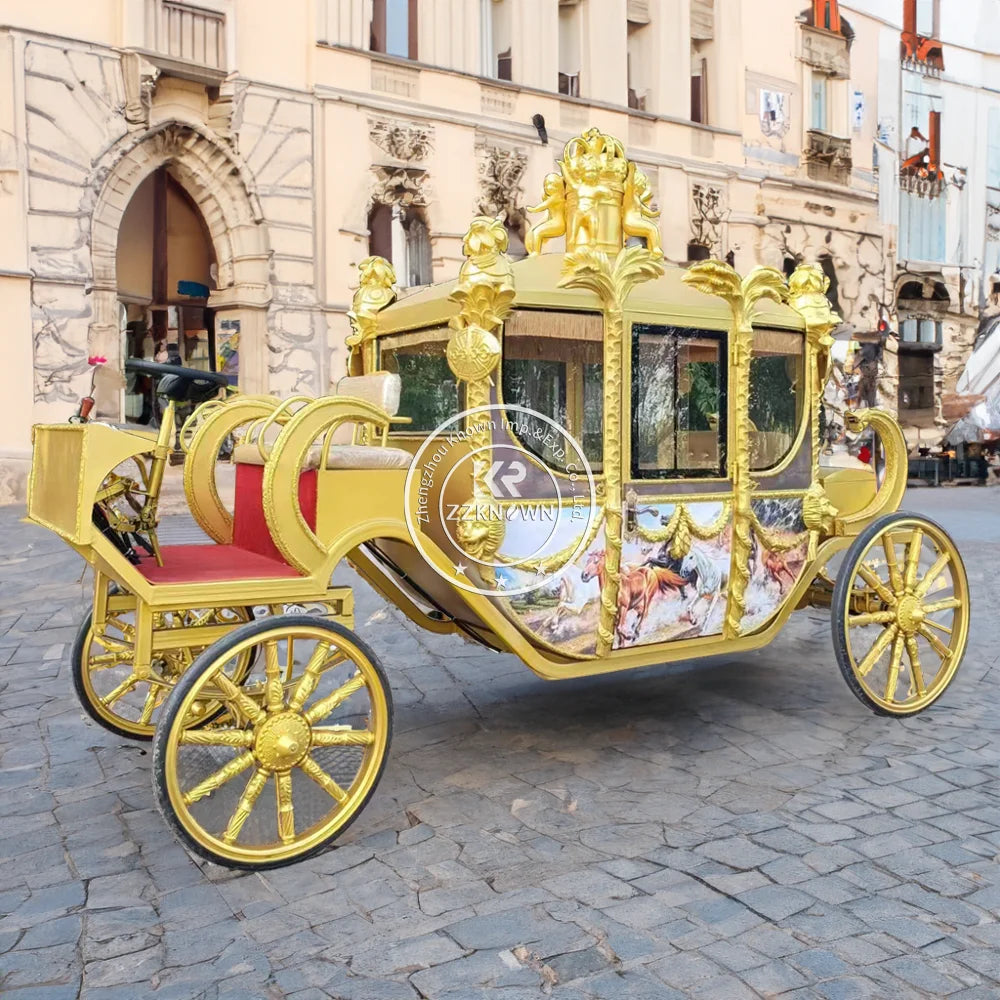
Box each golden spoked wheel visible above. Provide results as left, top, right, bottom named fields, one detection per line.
left=832, top=512, right=970, bottom=716
left=152, top=616, right=392, bottom=869
left=71, top=605, right=254, bottom=740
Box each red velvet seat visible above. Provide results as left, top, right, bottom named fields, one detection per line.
left=136, top=463, right=319, bottom=585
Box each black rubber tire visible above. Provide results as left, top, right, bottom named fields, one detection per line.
left=831, top=510, right=966, bottom=718
left=71, top=605, right=258, bottom=741
left=152, top=615, right=394, bottom=870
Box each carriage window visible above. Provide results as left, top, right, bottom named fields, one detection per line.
left=749, top=329, right=804, bottom=471
left=631, top=325, right=726, bottom=478
left=379, top=327, right=461, bottom=433
left=502, top=309, right=604, bottom=472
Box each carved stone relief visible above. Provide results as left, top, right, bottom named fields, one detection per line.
left=475, top=141, right=528, bottom=231
left=690, top=182, right=728, bottom=256
left=369, top=117, right=433, bottom=163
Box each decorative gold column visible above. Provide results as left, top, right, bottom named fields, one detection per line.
left=346, top=257, right=398, bottom=376
left=446, top=217, right=516, bottom=582
left=787, top=264, right=840, bottom=556
left=682, top=262, right=787, bottom=639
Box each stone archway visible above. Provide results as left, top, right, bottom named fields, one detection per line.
left=88, top=121, right=272, bottom=414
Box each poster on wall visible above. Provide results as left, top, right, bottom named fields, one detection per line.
left=217, top=318, right=240, bottom=386
left=759, top=90, right=790, bottom=138
left=852, top=91, right=865, bottom=132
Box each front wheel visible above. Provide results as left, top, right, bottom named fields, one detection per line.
left=832, top=512, right=970, bottom=716
left=152, top=616, right=392, bottom=869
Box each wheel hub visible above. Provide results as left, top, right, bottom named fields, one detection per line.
left=896, top=594, right=925, bottom=635
left=253, top=712, right=311, bottom=771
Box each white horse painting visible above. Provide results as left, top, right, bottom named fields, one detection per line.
left=680, top=547, right=729, bottom=634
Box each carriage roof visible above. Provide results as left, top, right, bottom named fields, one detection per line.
left=375, top=253, right=807, bottom=338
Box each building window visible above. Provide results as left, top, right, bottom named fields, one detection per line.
left=367, top=203, right=432, bottom=288
left=814, top=0, right=841, bottom=32
left=915, top=0, right=937, bottom=37
left=558, top=2, right=582, bottom=97
left=482, top=0, right=513, bottom=80
left=371, top=0, right=417, bottom=60
left=691, top=56, right=707, bottom=124
left=627, top=9, right=651, bottom=112
left=900, top=317, right=943, bottom=345
left=811, top=73, right=829, bottom=131
left=898, top=353, right=935, bottom=411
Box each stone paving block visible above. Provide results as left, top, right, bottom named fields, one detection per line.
left=736, top=885, right=815, bottom=921
left=880, top=955, right=970, bottom=995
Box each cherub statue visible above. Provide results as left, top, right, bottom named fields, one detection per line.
left=564, top=152, right=605, bottom=249
left=525, top=172, right=567, bottom=255
left=622, top=163, right=663, bottom=257
left=346, top=255, right=397, bottom=355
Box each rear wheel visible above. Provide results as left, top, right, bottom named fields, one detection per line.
left=832, top=512, right=969, bottom=716
left=152, top=616, right=392, bottom=869
left=72, top=604, right=254, bottom=739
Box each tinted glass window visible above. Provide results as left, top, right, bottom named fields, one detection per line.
left=379, top=327, right=461, bottom=432
left=631, top=325, right=726, bottom=478
left=749, top=329, right=805, bottom=470
left=502, top=309, right=604, bottom=472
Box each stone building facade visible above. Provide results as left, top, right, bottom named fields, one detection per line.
left=0, top=0, right=994, bottom=495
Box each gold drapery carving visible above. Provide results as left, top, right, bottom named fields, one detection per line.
left=561, top=245, right=664, bottom=655
left=634, top=502, right=732, bottom=560
left=682, top=262, right=787, bottom=639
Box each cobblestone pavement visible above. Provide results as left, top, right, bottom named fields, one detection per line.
left=1, top=489, right=999, bottom=999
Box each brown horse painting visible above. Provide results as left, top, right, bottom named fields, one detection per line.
left=581, top=549, right=688, bottom=646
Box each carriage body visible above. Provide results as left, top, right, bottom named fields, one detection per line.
left=24, top=128, right=968, bottom=868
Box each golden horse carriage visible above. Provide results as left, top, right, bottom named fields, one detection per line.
left=27, top=129, right=969, bottom=868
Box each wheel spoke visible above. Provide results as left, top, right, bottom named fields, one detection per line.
left=222, top=768, right=269, bottom=844
left=298, top=755, right=349, bottom=804
left=139, top=684, right=160, bottom=725
left=211, top=672, right=266, bottom=725
left=884, top=634, right=904, bottom=702
left=276, top=771, right=295, bottom=844
left=882, top=534, right=903, bottom=593
left=263, top=640, right=284, bottom=713
left=287, top=642, right=333, bottom=712
left=923, top=597, right=961, bottom=615
left=304, top=673, right=367, bottom=724
left=918, top=623, right=953, bottom=662
left=848, top=611, right=896, bottom=628
left=903, top=528, right=924, bottom=591
left=183, top=751, right=255, bottom=805
left=101, top=674, right=139, bottom=707
left=923, top=618, right=953, bottom=636
left=856, top=625, right=897, bottom=678
left=179, top=729, right=254, bottom=747
left=857, top=564, right=896, bottom=607
left=905, top=635, right=927, bottom=698
left=311, top=727, right=376, bottom=747
left=915, top=551, right=950, bottom=599
left=88, top=651, right=133, bottom=671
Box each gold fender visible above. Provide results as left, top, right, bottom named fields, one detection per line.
left=836, top=408, right=908, bottom=535
left=263, top=396, right=398, bottom=574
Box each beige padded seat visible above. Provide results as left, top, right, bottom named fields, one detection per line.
left=233, top=372, right=412, bottom=469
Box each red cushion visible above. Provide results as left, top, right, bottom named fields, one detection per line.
left=138, top=544, right=301, bottom=583
left=232, top=463, right=317, bottom=565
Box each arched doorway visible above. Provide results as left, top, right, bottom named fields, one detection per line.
left=117, top=166, right=219, bottom=425
left=88, top=122, right=271, bottom=420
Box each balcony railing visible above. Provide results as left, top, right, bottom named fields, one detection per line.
left=804, top=129, right=852, bottom=184
left=145, top=0, right=227, bottom=73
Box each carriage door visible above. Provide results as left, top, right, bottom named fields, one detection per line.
left=617, top=322, right=733, bottom=648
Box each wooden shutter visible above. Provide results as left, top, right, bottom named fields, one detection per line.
left=368, top=204, right=393, bottom=262
left=371, top=0, right=386, bottom=52
left=408, top=0, right=418, bottom=59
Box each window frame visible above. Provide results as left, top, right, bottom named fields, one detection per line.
left=629, top=323, right=729, bottom=481
left=498, top=307, right=605, bottom=475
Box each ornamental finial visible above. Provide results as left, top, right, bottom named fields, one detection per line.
left=526, top=127, right=662, bottom=257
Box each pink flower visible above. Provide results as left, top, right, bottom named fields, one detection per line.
left=87, top=355, right=107, bottom=366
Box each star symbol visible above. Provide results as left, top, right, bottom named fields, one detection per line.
left=454, top=562, right=467, bottom=576
left=495, top=576, right=507, bottom=591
